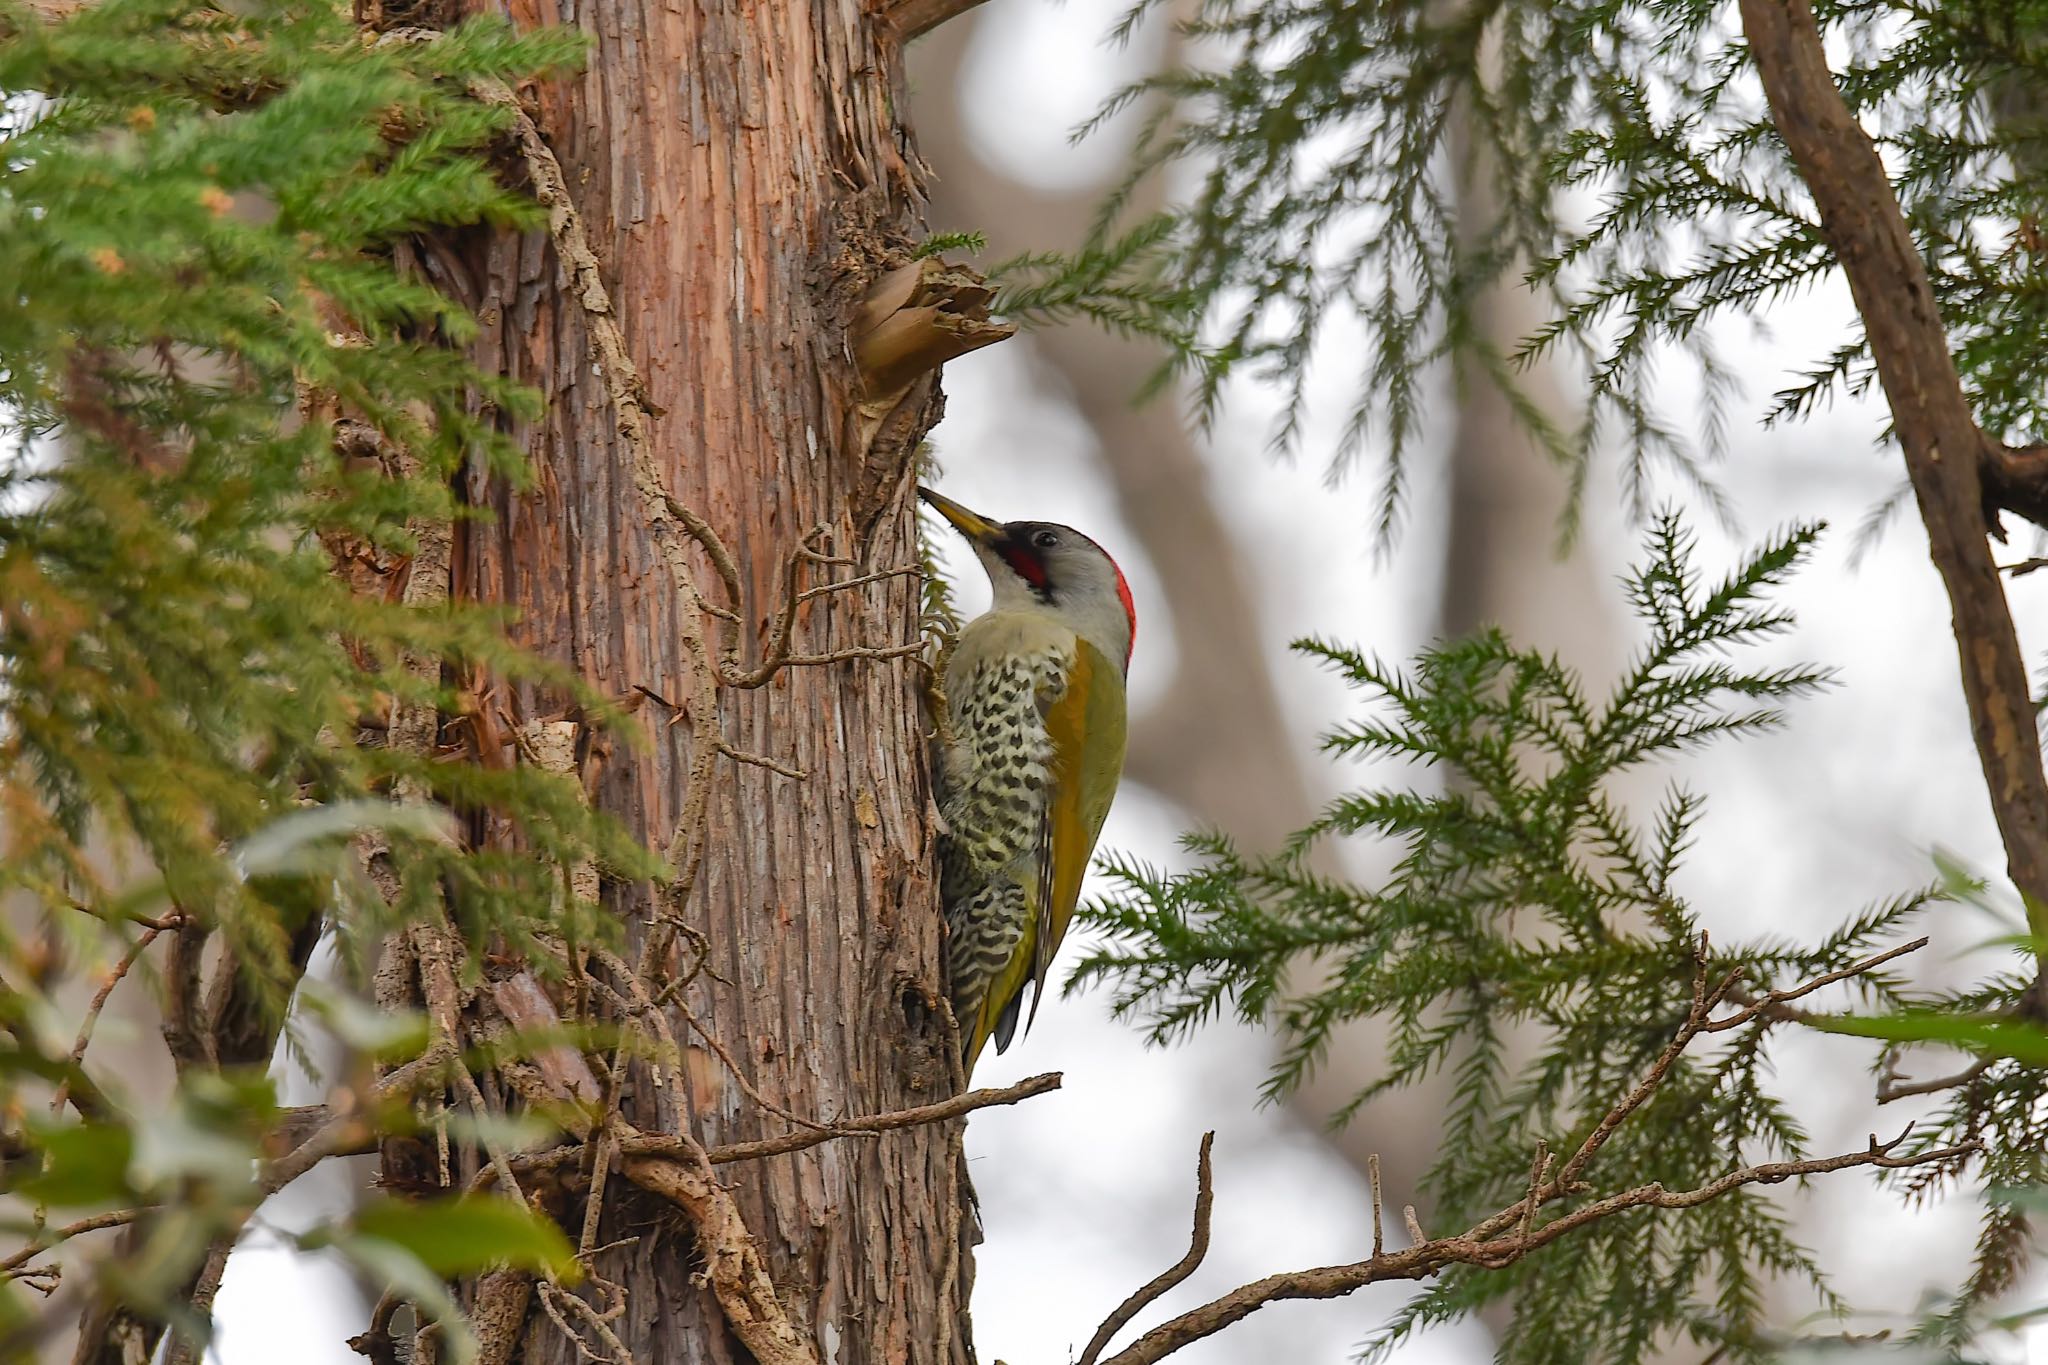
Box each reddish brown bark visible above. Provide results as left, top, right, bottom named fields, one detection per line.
left=437, top=3, right=973, bottom=1361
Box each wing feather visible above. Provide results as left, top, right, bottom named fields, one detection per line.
left=1022, top=639, right=1127, bottom=1033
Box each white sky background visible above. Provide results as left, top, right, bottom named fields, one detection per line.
left=205, top=2, right=2048, bottom=1362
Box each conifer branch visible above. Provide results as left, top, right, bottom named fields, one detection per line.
left=1741, top=0, right=2048, bottom=991
left=1087, top=968, right=1980, bottom=1365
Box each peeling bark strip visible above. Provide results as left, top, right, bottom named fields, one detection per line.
left=448, top=1, right=978, bottom=1362
left=854, top=258, right=1014, bottom=398
left=1739, top=0, right=2048, bottom=977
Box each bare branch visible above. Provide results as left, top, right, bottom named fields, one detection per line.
left=739, top=642, right=927, bottom=676
left=1079, top=1132, right=1215, bottom=1365
left=718, top=744, right=808, bottom=780
left=538, top=1276, right=638, bottom=1365
left=1092, top=1131, right=1977, bottom=1365
left=494, top=1073, right=1062, bottom=1184
left=1367, top=1154, right=1384, bottom=1258
left=159, top=914, right=212, bottom=1073
left=1704, top=937, right=1929, bottom=1033
left=1549, top=950, right=1730, bottom=1196
left=797, top=565, right=922, bottom=603
left=1878, top=1056, right=1994, bottom=1105
left=1083, top=949, right=1980, bottom=1365
left=472, top=1270, right=537, bottom=1365
left=717, top=529, right=926, bottom=691
left=0, top=1210, right=141, bottom=1280
left=258, top=1042, right=457, bottom=1195
left=1515, top=1143, right=1552, bottom=1250
left=626, top=1073, right=1060, bottom=1168
left=50, top=926, right=164, bottom=1115
left=617, top=1142, right=818, bottom=1365
left=1981, top=440, right=2048, bottom=537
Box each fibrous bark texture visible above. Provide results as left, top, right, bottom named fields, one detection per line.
left=438, top=2, right=969, bottom=1361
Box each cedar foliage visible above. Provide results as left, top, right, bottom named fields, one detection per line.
left=1013, top=0, right=2048, bottom=535
left=1077, top=518, right=1937, bottom=1361
left=0, top=1, right=648, bottom=1354
left=1037, top=0, right=2048, bottom=1361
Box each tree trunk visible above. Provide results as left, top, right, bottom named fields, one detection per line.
left=430, top=3, right=975, bottom=1361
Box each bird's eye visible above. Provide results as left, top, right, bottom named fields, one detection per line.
left=1032, top=530, right=1059, bottom=549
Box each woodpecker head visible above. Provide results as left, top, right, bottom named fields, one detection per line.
left=918, top=486, right=1136, bottom=672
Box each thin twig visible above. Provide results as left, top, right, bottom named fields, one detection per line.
left=258, top=1042, right=456, bottom=1193
left=490, top=1073, right=1063, bottom=1184
left=753, top=642, right=927, bottom=673
left=659, top=493, right=743, bottom=623
left=589, top=946, right=816, bottom=1129
left=1878, top=1056, right=1993, bottom=1104
left=1551, top=949, right=1731, bottom=1195
left=0, top=1208, right=140, bottom=1277
left=1367, top=1154, right=1384, bottom=1258
left=538, top=1276, right=639, bottom=1365
left=718, top=744, right=808, bottom=780
left=1514, top=1142, right=1551, bottom=1250
left=50, top=926, right=163, bottom=1114
left=632, top=1071, right=1062, bottom=1166
left=1079, top=1132, right=1215, bottom=1365
left=1092, top=1132, right=1977, bottom=1365
left=58, top=898, right=184, bottom=933
left=796, top=564, right=921, bottom=603
left=718, top=532, right=925, bottom=690
left=1704, top=937, right=1929, bottom=1033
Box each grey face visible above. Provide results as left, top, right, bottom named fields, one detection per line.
left=971, top=520, right=1135, bottom=669
left=980, top=521, right=1100, bottom=606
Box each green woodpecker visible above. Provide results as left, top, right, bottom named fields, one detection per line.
left=919, top=486, right=1133, bottom=1074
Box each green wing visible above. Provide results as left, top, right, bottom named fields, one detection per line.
left=1025, top=638, right=1127, bottom=1030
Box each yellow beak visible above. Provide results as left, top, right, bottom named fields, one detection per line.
left=916, top=486, right=1004, bottom=546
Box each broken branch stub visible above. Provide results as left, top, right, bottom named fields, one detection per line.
left=854, top=258, right=1014, bottom=398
